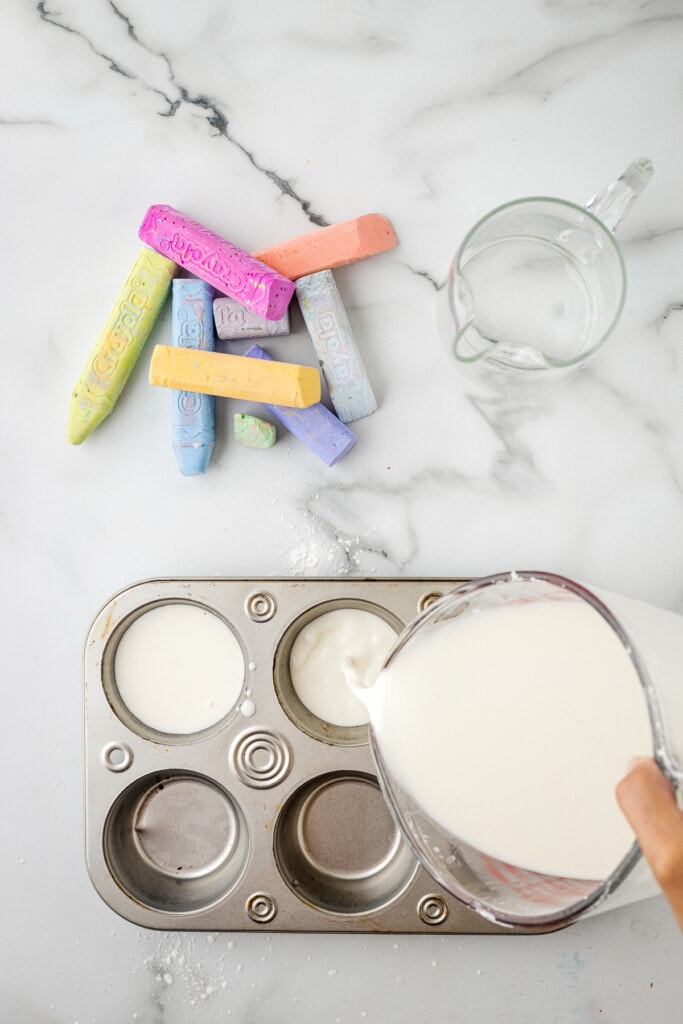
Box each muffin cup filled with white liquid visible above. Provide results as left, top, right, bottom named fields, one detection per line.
left=104, top=600, right=247, bottom=742
left=363, top=571, right=683, bottom=930
left=273, top=600, right=401, bottom=746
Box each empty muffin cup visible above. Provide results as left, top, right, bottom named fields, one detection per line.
left=274, top=600, right=402, bottom=745
left=274, top=771, right=417, bottom=915
left=104, top=600, right=246, bottom=742
left=103, top=771, right=249, bottom=914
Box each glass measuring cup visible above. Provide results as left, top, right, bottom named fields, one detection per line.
left=366, top=571, right=683, bottom=930
left=437, top=159, right=654, bottom=392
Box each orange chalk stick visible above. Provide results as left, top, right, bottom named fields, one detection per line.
left=253, top=214, right=397, bottom=281
left=149, top=345, right=320, bottom=408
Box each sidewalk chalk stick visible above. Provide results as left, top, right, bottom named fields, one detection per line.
left=139, top=204, right=294, bottom=320
left=244, top=344, right=356, bottom=466
left=234, top=413, right=276, bottom=449
left=253, top=213, right=397, bottom=280
left=149, top=344, right=320, bottom=408
left=171, top=279, right=216, bottom=475
left=66, top=247, right=177, bottom=445
left=295, top=270, right=377, bottom=423
left=213, top=295, right=289, bottom=341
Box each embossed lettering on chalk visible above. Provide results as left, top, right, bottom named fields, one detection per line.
left=90, top=273, right=151, bottom=386
left=177, top=391, right=205, bottom=417
left=314, top=311, right=354, bottom=383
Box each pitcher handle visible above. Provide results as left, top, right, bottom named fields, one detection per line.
left=584, top=157, right=654, bottom=234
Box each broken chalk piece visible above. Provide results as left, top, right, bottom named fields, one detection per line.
left=253, top=213, right=398, bottom=281
left=66, top=247, right=178, bottom=445
left=213, top=295, right=290, bottom=341
left=171, top=278, right=216, bottom=476
left=234, top=413, right=276, bottom=449
left=139, top=204, right=294, bottom=320
left=245, top=344, right=356, bottom=466
left=149, top=345, right=321, bottom=408
left=296, top=270, right=377, bottom=424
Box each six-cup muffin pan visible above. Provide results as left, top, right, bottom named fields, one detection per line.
left=84, top=577, right=549, bottom=934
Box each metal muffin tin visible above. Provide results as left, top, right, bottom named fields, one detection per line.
left=84, top=577, right=554, bottom=934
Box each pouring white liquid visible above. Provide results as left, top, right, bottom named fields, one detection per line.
left=289, top=608, right=398, bottom=727
left=362, top=598, right=652, bottom=880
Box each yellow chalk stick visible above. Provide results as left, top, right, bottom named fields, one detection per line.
left=66, top=247, right=178, bottom=444
left=149, top=345, right=321, bottom=408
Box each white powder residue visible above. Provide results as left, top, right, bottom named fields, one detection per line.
left=286, top=539, right=351, bottom=576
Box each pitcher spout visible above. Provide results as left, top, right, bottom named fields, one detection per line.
left=585, top=157, right=654, bottom=234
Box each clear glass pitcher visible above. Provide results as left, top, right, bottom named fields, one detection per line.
left=366, top=572, right=683, bottom=930
left=437, top=159, right=654, bottom=392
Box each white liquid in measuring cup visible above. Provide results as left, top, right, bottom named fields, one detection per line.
left=289, top=608, right=398, bottom=727
left=365, top=599, right=652, bottom=880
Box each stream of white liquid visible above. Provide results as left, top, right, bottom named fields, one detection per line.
left=289, top=608, right=398, bottom=727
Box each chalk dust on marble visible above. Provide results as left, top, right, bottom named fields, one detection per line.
left=285, top=536, right=354, bottom=576
left=138, top=932, right=239, bottom=1012
left=284, top=527, right=404, bottom=578
left=271, top=480, right=414, bottom=578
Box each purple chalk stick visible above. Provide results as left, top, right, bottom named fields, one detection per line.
left=245, top=344, right=356, bottom=466
left=139, top=205, right=294, bottom=321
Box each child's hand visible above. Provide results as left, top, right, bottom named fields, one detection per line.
left=616, top=756, right=683, bottom=931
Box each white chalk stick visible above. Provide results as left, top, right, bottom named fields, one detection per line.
left=295, top=270, right=377, bottom=423
left=213, top=296, right=290, bottom=341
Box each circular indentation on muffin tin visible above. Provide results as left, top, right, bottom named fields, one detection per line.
left=245, top=592, right=277, bottom=622
left=246, top=892, right=278, bottom=923
left=274, top=771, right=417, bottom=916
left=231, top=729, right=292, bottom=789
left=273, top=600, right=403, bottom=746
left=417, top=894, right=449, bottom=926
left=103, top=771, right=249, bottom=914
left=102, top=600, right=246, bottom=744
left=102, top=742, right=134, bottom=773
left=417, top=591, right=444, bottom=613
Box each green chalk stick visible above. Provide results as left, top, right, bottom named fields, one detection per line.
left=234, top=413, right=276, bottom=449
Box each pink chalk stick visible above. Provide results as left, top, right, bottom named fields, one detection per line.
left=139, top=205, right=295, bottom=321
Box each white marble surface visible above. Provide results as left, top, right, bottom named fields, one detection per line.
left=3, top=0, right=683, bottom=1019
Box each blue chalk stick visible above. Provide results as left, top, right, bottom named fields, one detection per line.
left=244, top=344, right=356, bottom=466
left=171, top=279, right=216, bottom=476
